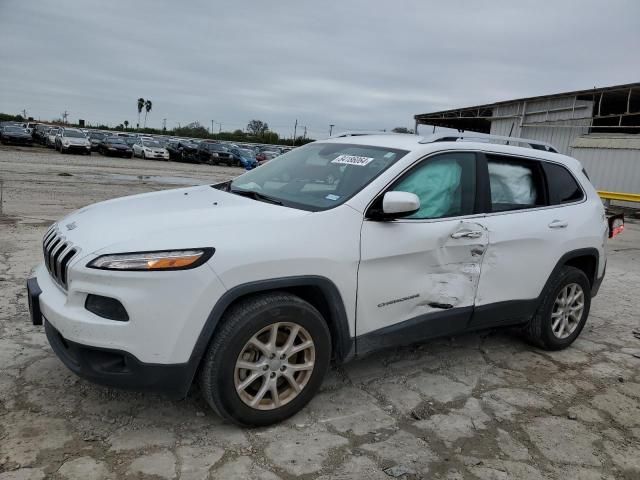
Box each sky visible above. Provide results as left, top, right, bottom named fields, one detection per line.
left=1, top=0, right=639, bottom=139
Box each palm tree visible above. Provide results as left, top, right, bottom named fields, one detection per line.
left=124, top=120, right=129, bottom=130
left=137, top=98, right=145, bottom=128
left=144, top=99, right=152, bottom=128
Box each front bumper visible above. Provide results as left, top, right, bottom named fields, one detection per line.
left=30, top=261, right=226, bottom=364
left=105, top=149, right=132, bottom=157
left=44, top=318, right=191, bottom=398
left=27, top=259, right=227, bottom=396
left=63, top=144, right=91, bottom=153
left=3, top=136, right=33, bottom=145
left=144, top=151, right=169, bottom=160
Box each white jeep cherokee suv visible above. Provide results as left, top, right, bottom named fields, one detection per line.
left=27, top=133, right=615, bottom=426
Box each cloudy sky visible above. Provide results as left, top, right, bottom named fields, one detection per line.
left=1, top=0, right=639, bottom=139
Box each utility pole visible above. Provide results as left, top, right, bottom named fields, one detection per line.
left=211, top=120, right=214, bottom=135
left=21, top=109, right=27, bottom=119
left=303, top=126, right=307, bottom=141
left=219, top=122, right=222, bottom=134
left=62, top=111, right=69, bottom=124
left=162, top=118, right=167, bottom=131
left=293, top=119, right=298, bottom=145
left=329, top=124, right=334, bottom=136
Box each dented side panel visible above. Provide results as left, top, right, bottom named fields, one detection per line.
left=356, top=218, right=488, bottom=336
left=474, top=199, right=604, bottom=307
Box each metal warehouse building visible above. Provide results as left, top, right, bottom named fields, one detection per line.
left=414, top=83, right=640, bottom=196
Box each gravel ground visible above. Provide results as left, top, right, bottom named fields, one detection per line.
left=1, top=146, right=639, bottom=480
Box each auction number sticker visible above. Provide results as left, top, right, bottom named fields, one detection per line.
left=331, top=154, right=375, bottom=166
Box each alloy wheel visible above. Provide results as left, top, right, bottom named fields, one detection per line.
left=551, top=283, right=584, bottom=339
left=234, top=322, right=315, bottom=410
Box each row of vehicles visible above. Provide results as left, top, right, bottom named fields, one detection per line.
left=0, top=121, right=292, bottom=169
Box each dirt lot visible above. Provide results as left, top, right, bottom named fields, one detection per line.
left=1, top=146, right=639, bottom=480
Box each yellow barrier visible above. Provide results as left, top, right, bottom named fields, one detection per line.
left=597, top=191, right=640, bottom=203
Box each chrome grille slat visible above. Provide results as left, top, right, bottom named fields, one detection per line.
left=42, top=228, right=78, bottom=289
left=51, top=239, right=67, bottom=278
left=46, top=238, right=62, bottom=271
left=55, top=244, right=73, bottom=280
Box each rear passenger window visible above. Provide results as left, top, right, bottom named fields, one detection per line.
left=487, top=155, right=546, bottom=212
left=543, top=163, right=584, bottom=204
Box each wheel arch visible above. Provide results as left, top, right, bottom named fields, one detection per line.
left=183, top=276, right=354, bottom=393
left=540, top=248, right=600, bottom=300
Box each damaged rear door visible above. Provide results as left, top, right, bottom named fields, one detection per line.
left=356, top=151, right=488, bottom=354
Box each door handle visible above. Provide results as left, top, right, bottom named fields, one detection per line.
left=548, top=220, right=568, bottom=229
left=451, top=230, right=483, bottom=239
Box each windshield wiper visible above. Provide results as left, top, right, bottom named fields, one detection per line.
left=229, top=188, right=284, bottom=206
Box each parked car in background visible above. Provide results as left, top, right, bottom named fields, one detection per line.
left=256, top=149, right=280, bottom=165
left=87, top=131, right=108, bottom=151
left=0, top=125, right=33, bottom=146
left=97, top=136, right=133, bottom=158
left=33, top=124, right=52, bottom=145
left=132, top=137, right=170, bottom=160
left=229, top=147, right=258, bottom=169
left=45, top=127, right=60, bottom=148
left=55, top=128, right=91, bottom=155
left=22, top=122, right=38, bottom=134
left=198, top=142, right=234, bottom=165
left=166, top=140, right=199, bottom=163
left=123, top=136, right=138, bottom=148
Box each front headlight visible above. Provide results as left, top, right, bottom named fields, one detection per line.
left=87, top=248, right=214, bottom=271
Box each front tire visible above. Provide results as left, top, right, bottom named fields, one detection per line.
left=199, top=292, right=331, bottom=427
left=524, top=266, right=591, bottom=350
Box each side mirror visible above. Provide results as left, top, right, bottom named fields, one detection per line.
left=368, top=191, right=420, bottom=220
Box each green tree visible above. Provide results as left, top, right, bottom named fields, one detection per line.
left=246, top=119, right=269, bottom=137
left=124, top=120, right=129, bottom=130
left=137, top=98, right=145, bottom=128
left=144, top=99, right=152, bottom=128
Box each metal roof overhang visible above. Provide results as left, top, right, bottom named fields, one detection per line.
left=414, top=82, right=640, bottom=133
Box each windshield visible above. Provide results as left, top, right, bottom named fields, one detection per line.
left=4, top=126, right=25, bottom=133
left=89, top=132, right=106, bottom=139
left=106, top=137, right=125, bottom=144
left=143, top=140, right=162, bottom=147
left=205, top=143, right=227, bottom=151
left=229, top=142, right=408, bottom=211
left=64, top=130, right=85, bottom=138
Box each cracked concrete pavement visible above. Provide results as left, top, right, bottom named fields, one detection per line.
left=1, top=146, right=639, bottom=479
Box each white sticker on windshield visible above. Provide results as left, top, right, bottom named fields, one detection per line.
left=331, top=154, right=375, bottom=166
left=325, top=194, right=340, bottom=201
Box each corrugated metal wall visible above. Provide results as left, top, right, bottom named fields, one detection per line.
left=490, top=96, right=593, bottom=155
left=570, top=147, right=640, bottom=193
left=487, top=95, right=640, bottom=195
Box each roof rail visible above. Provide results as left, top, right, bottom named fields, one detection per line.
left=331, top=131, right=403, bottom=138
left=418, top=132, right=559, bottom=153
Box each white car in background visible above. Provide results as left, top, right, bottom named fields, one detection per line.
left=27, top=132, right=620, bottom=426
left=132, top=137, right=170, bottom=160
left=45, top=127, right=60, bottom=148
left=55, top=128, right=91, bottom=155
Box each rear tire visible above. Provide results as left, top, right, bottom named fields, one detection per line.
left=523, top=266, right=591, bottom=350
left=199, top=292, right=331, bottom=427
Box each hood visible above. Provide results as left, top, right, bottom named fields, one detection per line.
left=55, top=185, right=309, bottom=257
left=6, top=131, right=31, bottom=138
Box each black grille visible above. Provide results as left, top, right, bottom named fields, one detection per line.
left=42, top=227, right=77, bottom=289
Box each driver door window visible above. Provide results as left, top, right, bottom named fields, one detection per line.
left=392, top=152, right=477, bottom=219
